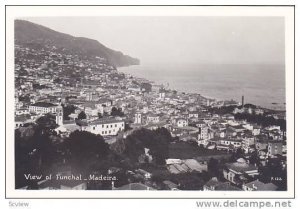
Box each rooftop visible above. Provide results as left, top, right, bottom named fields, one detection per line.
left=15, top=114, right=31, bottom=122
left=116, top=183, right=155, bottom=190
left=89, top=118, right=124, bottom=125
left=30, top=102, right=57, bottom=107
left=226, top=158, right=258, bottom=173
left=244, top=180, right=278, bottom=191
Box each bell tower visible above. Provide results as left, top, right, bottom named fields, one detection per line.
left=134, top=112, right=142, bottom=124
left=56, top=104, right=63, bottom=126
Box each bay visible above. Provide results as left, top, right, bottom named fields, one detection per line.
left=118, top=63, right=286, bottom=110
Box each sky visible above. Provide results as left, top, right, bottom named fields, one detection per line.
left=23, top=16, right=285, bottom=65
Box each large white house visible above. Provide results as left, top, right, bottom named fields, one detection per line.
left=173, top=118, right=188, bottom=127
left=80, top=118, right=125, bottom=136
left=197, top=126, right=211, bottom=146
left=198, top=125, right=209, bottom=140
left=146, top=114, right=160, bottom=124
left=29, top=102, right=57, bottom=114
left=223, top=158, right=259, bottom=185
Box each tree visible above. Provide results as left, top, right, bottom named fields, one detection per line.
left=35, top=114, right=58, bottom=132
left=170, top=172, right=205, bottom=190
left=18, top=95, right=31, bottom=103
left=229, top=148, right=245, bottom=162
left=111, top=107, right=124, bottom=117
left=259, top=158, right=287, bottom=191
left=209, top=105, right=237, bottom=115
left=150, top=128, right=171, bottom=165
left=15, top=129, right=36, bottom=188
left=123, top=127, right=171, bottom=165
left=65, top=130, right=109, bottom=172
left=63, top=104, right=76, bottom=120
left=34, top=114, right=58, bottom=167
left=110, top=138, right=126, bottom=155
left=244, top=103, right=257, bottom=109
left=123, top=131, right=145, bottom=163
left=53, top=78, right=61, bottom=84
left=207, top=158, right=220, bottom=177
left=249, top=150, right=260, bottom=166
left=124, top=123, right=132, bottom=131
left=234, top=112, right=286, bottom=131
left=140, top=82, right=152, bottom=92
left=15, top=115, right=59, bottom=188
left=78, top=111, right=87, bottom=120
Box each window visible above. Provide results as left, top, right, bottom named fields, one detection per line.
left=115, top=124, right=117, bottom=127
left=111, top=125, right=113, bottom=128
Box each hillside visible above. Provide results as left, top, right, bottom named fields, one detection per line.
left=14, top=20, right=140, bottom=67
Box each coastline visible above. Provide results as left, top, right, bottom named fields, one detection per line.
left=117, top=65, right=286, bottom=113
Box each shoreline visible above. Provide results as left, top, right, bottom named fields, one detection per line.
left=117, top=66, right=286, bottom=113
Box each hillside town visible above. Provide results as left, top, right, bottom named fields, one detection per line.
left=15, top=42, right=287, bottom=191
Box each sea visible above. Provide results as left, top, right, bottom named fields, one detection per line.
left=118, top=63, right=286, bottom=111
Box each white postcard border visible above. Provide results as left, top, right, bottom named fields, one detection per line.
left=5, top=5, right=295, bottom=199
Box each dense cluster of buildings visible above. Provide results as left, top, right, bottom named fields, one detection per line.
left=15, top=43, right=287, bottom=191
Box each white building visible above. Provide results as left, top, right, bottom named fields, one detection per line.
left=15, top=108, right=29, bottom=115
left=97, top=98, right=112, bottom=107
left=223, top=158, right=259, bottom=185
left=196, top=120, right=206, bottom=128
left=80, top=118, right=125, bottom=136
left=146, top=114, right=159, bottom=124
left=252, top=126, right=261, bottom=136
left=243, top=180, right=277, bottom=191
left=15, top=101, right=24, bottom=109
left=198, top=126, right=209, bottom=140
left=242, top=137, right=256, bottom=153
left=134, top=112, right=142, bottom=124
left=188, top=112, right=199, bottom=118
left=159, top=92, right=165, bottom=100
left=29, top=102, right=57, bottom=114
left=220, top=138, right=242, bottom=148
left=174, top=118, right=188, bottom=127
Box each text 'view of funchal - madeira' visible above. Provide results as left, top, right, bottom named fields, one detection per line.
left=14, top=19, right=287, bottom=192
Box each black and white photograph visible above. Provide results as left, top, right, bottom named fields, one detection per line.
left=5, top=6, right=295, bottom=199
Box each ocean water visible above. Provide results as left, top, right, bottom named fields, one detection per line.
left=118, top=63, right=286, bottom=110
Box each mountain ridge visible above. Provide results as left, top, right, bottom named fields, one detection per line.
left=14, top=19, right=140, bottom=67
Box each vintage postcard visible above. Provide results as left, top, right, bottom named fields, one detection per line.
left=5, top=5, right=295, bottom=198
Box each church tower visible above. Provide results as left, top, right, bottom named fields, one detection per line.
left=56, top=104, right=63, bottom=126
left=134, top=112, right=142, bottom=124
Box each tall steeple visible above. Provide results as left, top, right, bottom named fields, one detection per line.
left=56, top=104, right=63, bottom=126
